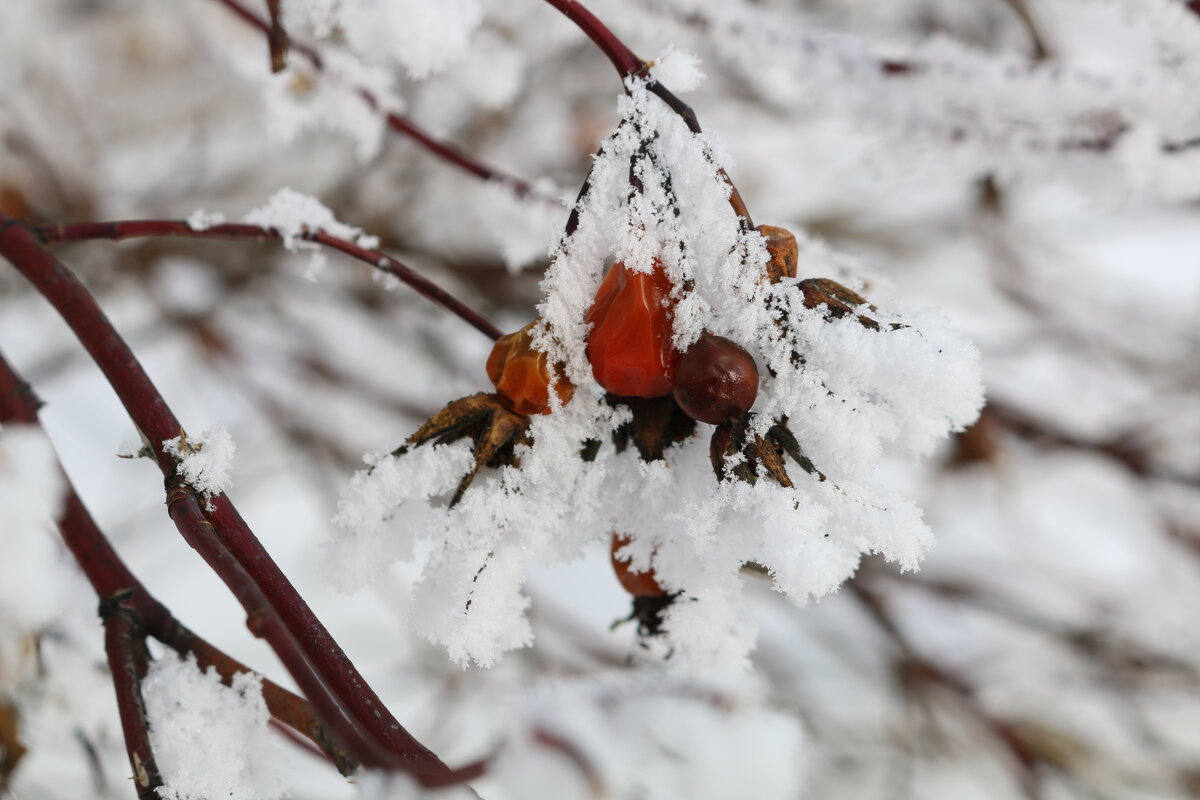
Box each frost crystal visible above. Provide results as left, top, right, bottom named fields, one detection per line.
left=650, top=46, right=706, bottom=93
left=185, top=209, right=226, bottom=231
left=329, top=82, right=983, bottom=668
left=142, top=652, right=284, bottom=800
left=163, top=424, right=235, bottom=509
left=242, top=188, right=380, bottom=276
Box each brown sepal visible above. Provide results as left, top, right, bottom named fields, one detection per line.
left=608, top=394, right=697, bottom=462
left=395, top=392, right=531, bottom=506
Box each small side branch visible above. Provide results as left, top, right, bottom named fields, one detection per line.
left=264, top=0, right=289, bottom=72
left=101, top=605, right=164, bottom=800
left=34, top=218, right=502, bottom=341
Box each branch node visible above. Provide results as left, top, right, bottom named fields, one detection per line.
left=98, top=588, right=138, bottom=621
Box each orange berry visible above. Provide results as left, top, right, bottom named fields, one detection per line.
left=486, top=321, right=574, bottom=415
left=585, top=259, right=678, bottom=398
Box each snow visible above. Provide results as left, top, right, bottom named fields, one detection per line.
left=241, top=188, right=381, bottom=278
left=186, top=209, right=227, bottom=231
left=142, top=652, right=285, bottom=800
left=650, top=46, right=706, bottom=93
left=5, top=1, right=1199, bottom=798
left=242, top=187, right=380, bottom=252
left=163, top=424, right=236, bottom=510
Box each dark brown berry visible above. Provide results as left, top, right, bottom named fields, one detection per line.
left=672, top=332, right=759, bottom=425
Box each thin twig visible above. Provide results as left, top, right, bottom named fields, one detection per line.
left=34, top=218, right=503, bottom=341
left=100, top=605, right=164, bottom=800
left=542, top=0, right=753, bottom=228
left=264, top=0, right=289, bottom=72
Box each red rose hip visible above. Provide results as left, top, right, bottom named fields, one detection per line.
left=487, top=320, right=574, bottom=415
left=672, top=331, right=759, bottom=424
left=610, top=533, right=668, bottom=598
left=585, top=259, right=678, bottom=398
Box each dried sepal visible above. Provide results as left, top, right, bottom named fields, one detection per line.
left=797, top=278, right=902, bottom=331
left=395, top=392, right=530, bottom=506
left=709, top=414, right=824, bottom=487
left=608, top=393, right=697, bottom=462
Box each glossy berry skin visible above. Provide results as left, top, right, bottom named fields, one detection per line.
left=672, top=332, right=759, bottom=425
left=486, top=321, right=574, bottom=415
left=585, top=259, right=678, bottom=398
left=610, top=533, right=668, bottom=598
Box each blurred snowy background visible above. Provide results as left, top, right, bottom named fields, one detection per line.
left=2, top=0, right=1200, bottom=798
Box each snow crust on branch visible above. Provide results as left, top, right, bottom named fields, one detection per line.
left=142, top=652, right=285, bottom=800
left=242, top=188, right=380, bottom=276
left=329, top=82, right=982, bottom=669
left=163, top=424, right=236, bottom=510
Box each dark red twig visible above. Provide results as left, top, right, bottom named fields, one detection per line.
left=542, top=0, right=753, bottom=227
left=35, top=218, right=503, bottom=341
left=0, top=216, right=462, bottom=783
left=101, top=607, right=163, bottom=800
left=0, top=350, right=359, bottom=776
left=264, top=0, right=289, bottom=72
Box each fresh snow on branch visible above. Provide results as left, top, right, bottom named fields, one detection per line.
left=163, top=424, right=236, bottom=509
left=142, top=652, right=284, bottom=800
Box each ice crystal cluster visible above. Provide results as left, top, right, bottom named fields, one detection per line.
left=330, top=80, right=983, bottom=668
left=142, top=652, right=284, bottom=800
left=163, top=424, right=236, bottom=509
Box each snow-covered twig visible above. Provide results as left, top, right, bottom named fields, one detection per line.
left=34, top=216, right=503, bottom=341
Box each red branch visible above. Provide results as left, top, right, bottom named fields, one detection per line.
left=0, top=350, right=359, bottom=776
left=543, top=0, right=645, bottom=77
left=210, top=0, right=553, bottom=203
left=102, top=608, right=163, bottom=800
left=35, top=218, right=503, bottom=341
left=264, top=0, right=289, bottom=72
left=541, top=0, right=753, bottom=227
left=0, top=215, right=465, bottom=784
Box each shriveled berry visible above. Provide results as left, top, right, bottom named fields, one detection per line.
left=486, top=321, right=574, bottom=415
left=610, top=533, right=667, bottom=598
left=585, top=259, right=678, bottom=398
left=756, top=224, right=798, bottom=283
left=672, top=332, right=759, bottom=425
